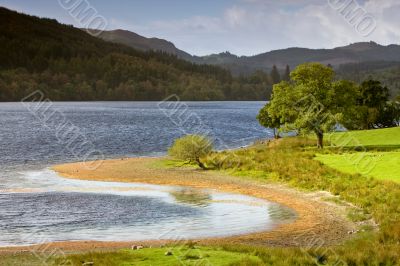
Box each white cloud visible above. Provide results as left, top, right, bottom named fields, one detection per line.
left=111, top=0, right=400, bottom=56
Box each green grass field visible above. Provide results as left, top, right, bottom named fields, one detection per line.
left=315, top=127, right=400, bottom=182
left=326, top=127, right=400, bottom=148
left=0, top=246, right=263, bottom=266
left=315, top=152, right=400, bottom=182
left=14, top=246, right=260, bottom=266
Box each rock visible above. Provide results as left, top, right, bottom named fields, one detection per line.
left=165, top=250, right=173, bottom=256
left=82, top=262, right=94, bottom=266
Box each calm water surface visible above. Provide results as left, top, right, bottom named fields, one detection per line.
left=0, top=102, right=295, bottom=246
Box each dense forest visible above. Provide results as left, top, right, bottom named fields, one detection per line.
left=336, top=61, right=400, bottom=97
left=0, top=7, right=273, bottom=101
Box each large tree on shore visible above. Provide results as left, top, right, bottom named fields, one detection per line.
left=267, top=63, right=358, bottom=148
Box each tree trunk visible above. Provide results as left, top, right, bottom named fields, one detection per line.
left=196, top=158, right=207, bottom=170
left=316, top=131, right=324, bottom=149
left=274, top=128, right=279, bottom=139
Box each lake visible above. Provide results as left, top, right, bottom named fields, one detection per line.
left=0, top=102, right=294, bottom=246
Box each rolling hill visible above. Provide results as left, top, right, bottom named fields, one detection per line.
left=96, top=29, right=193, bottom=61
left=97, top=29, right=400, bottom=72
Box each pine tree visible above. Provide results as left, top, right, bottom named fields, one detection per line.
left=270, top=65, right=281, bottom=84
left=283, top=65, right=290, bottom=81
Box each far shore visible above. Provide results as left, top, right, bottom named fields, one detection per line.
left=1, top=156, right=359, bottom=253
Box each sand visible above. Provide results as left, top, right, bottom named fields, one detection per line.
left=0, top=157, right=359, bottom=254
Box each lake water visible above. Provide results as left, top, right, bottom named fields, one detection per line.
left=0, top=102, right=295, bottom=246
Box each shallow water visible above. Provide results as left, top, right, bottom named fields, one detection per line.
left=0, top=169, right=296, bottom=246
left=0, top=102, right=295, bottom=246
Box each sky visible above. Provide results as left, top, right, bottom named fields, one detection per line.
left=1, top=0, right=399, bottom=56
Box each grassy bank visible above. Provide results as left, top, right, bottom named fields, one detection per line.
left=5, top=129, right=400, bottom=266
left=1, top=246, right=263, bottom=266
left=201, top=132, right=400, bottom=265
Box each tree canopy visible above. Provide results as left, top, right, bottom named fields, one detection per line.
left=260, top=63, right=400, bottom=148
left=349, top=80, right=399, bottom=129
left=267, top=63, right=358, bottom=148
left=257, top=104, right=281, bottom=139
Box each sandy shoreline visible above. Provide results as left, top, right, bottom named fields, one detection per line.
left=0, top=157, right=358, bottom=254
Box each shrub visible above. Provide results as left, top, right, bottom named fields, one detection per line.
left=168, top=135, right=213, bottom=169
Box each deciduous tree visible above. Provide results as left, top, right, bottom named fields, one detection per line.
left=257, top=103, right=281, bottom=139
left=267, top=63, right=357, bottom=148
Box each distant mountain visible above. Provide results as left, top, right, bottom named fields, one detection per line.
left=96, top=29, right=193, bottom=61
left=199, top=42, right=400, bottom=75
left=96, top=29, right=400, bottom=75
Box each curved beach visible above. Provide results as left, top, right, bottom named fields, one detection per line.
left=12, top=156, right=358, bottom=252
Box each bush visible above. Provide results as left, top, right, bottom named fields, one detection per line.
left=168, top=135, right=213, bottom=169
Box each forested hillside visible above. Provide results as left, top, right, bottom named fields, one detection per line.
left=95, top=28, right=400, bottom=97
left=336, top=61, right=400, bottom=97
left=0, top=7, right=272, bottom=101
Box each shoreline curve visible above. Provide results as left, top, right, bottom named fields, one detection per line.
left=0, top=157, right=358, bottom=253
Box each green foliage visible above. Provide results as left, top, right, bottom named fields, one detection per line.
left=0, top=7, right=271, bottom=101
left=380, top=101, right=400, bottom=127
left=168, top=135, right=213, bottom=169
left=358, top=80, right=390, bottom=108
left=267, top=63, right=358, bottom=148
left=270, top=65, right=281, bottom=84
left=256, top=104, right=281, bottom=138
left=347, top=79, right=399, bottom=129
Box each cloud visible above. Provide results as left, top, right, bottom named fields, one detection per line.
left=111, top=0, right=400, bottom=56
